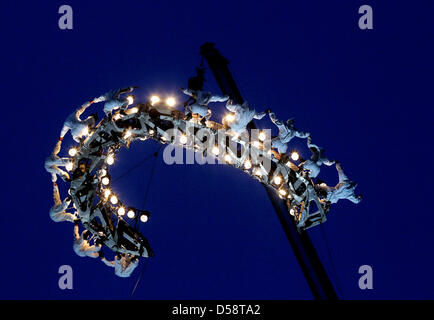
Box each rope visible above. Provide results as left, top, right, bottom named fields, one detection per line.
left=131, top=260, right=147, bottom=296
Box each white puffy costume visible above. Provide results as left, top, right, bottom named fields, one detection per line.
left=268, top=111, right=310, bottom=154
left=60, top=100, right=96, bottom=143
left=73, top=224, right=101, bottom=258
left=225, top=100, right=267, bottom=135
left=301, top=137, right=335, bottom=178
left=49, top=183, right=76, bottom=223
left=96, top=87, right=135, bottom=115
left=182, top=89, right=229, bottom=119
left=44, top=140, right=70, bottom=182
left=101, top=254, right=139, bottom=278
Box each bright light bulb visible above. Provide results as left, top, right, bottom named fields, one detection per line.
left=100, top=169, right=107, bottom=177
left=129, top=107, right=138, bottom=114
left=127, top=96, right=134, bottom=105
left=118, top=207, right=125, bottom=216
left=82, top=127, right=89, bottom=136
left=66, top=162, right=73, bottom=172
left=224, top=154, right=232, bottom=163
left=252, top=141, right=260, bottom=148
left=289, top=208, right=295, bottom=216
left=166, top=97, right=176, bottom=107
left=279, top=189, right=287, bottom=197
left=244, top=160, right=252, bottom=169
left=149, top=129, right=154, bottom=135
left=124, top=130, right=132, bottom=139
left=106, top=154, right=114, bottom=165
left=110, top=195, right=118, bottom=205
left=274, top=175, right=282, bottom=185
left=140, top=214, right=148, bottom=223
left=150, top=95, right=160, bottom=105
left=258, top=131, right=266, bottom=142
left=290, top=151, right=300, bottom=161
left=180, top=134, right=187, bottom=144
left=127, top=210, right=135, bottom=219
left=212, top=146, right=219, bottom=155
left=69, top=148, right=77, bottom=157
left=102, top=177, right=110, bottom=185
left=113, top=113, right=122, bottom=121
left=225, top=113, right=235, bottom=123
left=254, top=168, right=262, bottom=176
left=104, top=189, right=111, bottom=198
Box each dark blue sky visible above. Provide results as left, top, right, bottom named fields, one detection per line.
left=1, top=1, right=433, bottom=299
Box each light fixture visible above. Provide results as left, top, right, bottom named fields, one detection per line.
left=279, top=189, right=287, bottom=197
left=140, top=214, right=148, bottom=223
left=127, top=209, right=135, bottom=219
left=212, top=146, right=219, bottom=156
left=113, top=113, right=122, bottom=121
left=66, top=162, right=73, bottom=172
left=126, top=96, right=134, bottom=105
left=110, top=195, right=118, bottom=205
left=148, top=129, right=154, bottom=135
left=129, top=107, right=138, bottom=114
left=254, top=168, right=262, bottom=176
left=289, top=208, right=295, bottom=216
left=166, top=97, right=176, bottom=107
left=273, top=175, right=282, bottom=185
left=102, top=177, right=110, bottom=186
left=118, top=207, right=126, bottom=216
left=224, top=154, right=232, bottom=163
left=179, top=134, right=187, bottom=144
left=68, top=148, right=77, bottom=157
left=123, top=130, right=132, bottom=139
left=244, top=159, right=252, bottom=169
left=106, top=154, right=115, bottom=165
left=225, top=113, right=235, bottom=123
left=100, top=169, right=107, bottom=177
left=258, top=131, right=266, bottom=142
left=150, top=95, right=160, bottom=105
left=104, top=189, right=111, bottom=198
left=290, top=151, right=300, bottom=161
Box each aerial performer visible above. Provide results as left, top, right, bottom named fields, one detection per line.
left=44, top=140, right=70, bottom=182
left=268, top=111, right=310, bottom=154
left=73, top=222, right=102, bottom=258
left=301, top=136, right=335, bottom=178
left=225, top=100, right=267, bottom=136
left=95, top=86, right=137, bottom=116
left=182, top=88, right=229, bottom=125
left=49, top=182, right=77, bottom=223
left=100, top=253, right=139, bottom=278
left=313, top=162, right=362, bottom=204
left=60, top=99, right=98, bottom=143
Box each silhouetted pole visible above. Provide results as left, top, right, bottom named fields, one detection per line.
left=200, top=42, right=338, bottom=300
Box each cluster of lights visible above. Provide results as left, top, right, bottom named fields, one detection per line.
left=150, top=95, right=176, bottom=107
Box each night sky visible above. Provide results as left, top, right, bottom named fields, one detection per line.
left=1, top=1, right=433, bottom=299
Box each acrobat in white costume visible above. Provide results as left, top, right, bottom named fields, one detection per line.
left=96, top=87, right=136, bottom=115
left=101, top=253, right=139, bottom=278
left=182, top=88, right=229, bottom=120
left=268, top=111, right=310, bottom=154
left=301, top=136, right=335, bottom=178
left=49, top=183, right=76, bottom=223
left=60, top=100, right=96, bottom=143
left=315, top=162, right=362, bottom=204
left=225, top=100, right=267, bottom=135
left=44, top=140, right=70, bottom=182
left=73, top=224, right=101, bottom=258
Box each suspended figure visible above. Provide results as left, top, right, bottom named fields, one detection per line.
left=44, top=140, right=70, bottom=182
left=225, top=100, right=267, bottom=136
left=60, top=100, right=98, bottom=143
left=301, top=136, right=335, bottom=178
left=314, top=162, right=362, bottom=204
left=100, top=253, right=139, bottom=278
left=73, top=222, right=102, bottom=258
left=49, top=182, right=77, bottom=223
left=96, top=87, right=136, bottom=116
left=268, top=111, right=310, bottom=154
left=182, top=88, right=229, bottom=125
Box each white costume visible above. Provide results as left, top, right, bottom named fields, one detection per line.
left=301, top=137, right=335, bottom=178
left=225, top=100, right=266, bottom=135
left=50, top=184, right=76, bottom=223
left=182, top=89, right=228, bottom=119
left=73, top=225, right=101, bottom=258
left=44, top=140, right=70, bottom=182
left=269, top=112, right=310, bottom=154
left=60, top=100, right=96, bottom=143
left=316, top=163, right=362, bottom=204
left=96, top=87, right=135, bottom=115
left=101, top=254, right=139, bottom=278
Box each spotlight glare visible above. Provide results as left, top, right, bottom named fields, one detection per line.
left=274, top=175, right=282, bottom=185
left=225, top=113, right=235, bottom=123
left=66, top=162, right=73, bottom=172
left=244, top=160, right=252, bottom=169
left=104, top=189, right=111, bottom=198
left=126, top=96, right=134, bottom=105
left=212, top=146, right=219, bottom=155
left=290, top=151, right=300, bottom=161
left=110, top=195, right=118, bottom=205
left=224, top=154, right=232, bottom=163
left=68, top=148, right=77, bottom=157
left=150, top=95, right=160, bottom=105
left=258, top=131, right=266, bottom=142
left=180, top=134, right=187, bottom=144
left=166, top=97, right=176, bottom=107
left=127, top=210, right=135, bottom=219
left=106, top=154, right=115, bottom=165
left=102, top=177, right=110, bottom=186
left=140, top=214, right=148, bottom=223
left=118, top=207, right=125, bottom=216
